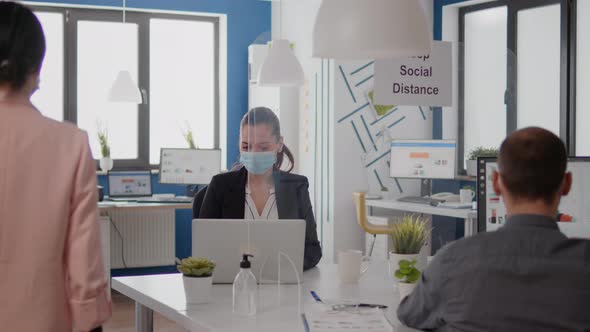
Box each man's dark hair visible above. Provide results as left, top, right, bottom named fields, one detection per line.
left=498, top=127, right=567, bottom=203
left=0, top=1, right=46, bottom=89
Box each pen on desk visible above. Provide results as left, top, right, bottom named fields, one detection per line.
left=310, top=291, right=323, bottom=303
left=358, top=303, right=388, bottom=309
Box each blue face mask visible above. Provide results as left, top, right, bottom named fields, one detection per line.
left=240, top=151, right=277, bottom=175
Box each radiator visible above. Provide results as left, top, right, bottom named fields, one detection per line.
left=106, top=209, right=176, bottom=269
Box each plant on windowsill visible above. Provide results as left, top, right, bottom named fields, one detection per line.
left=388, top=214, right=430, bottom=285
left=466, top=147, right=498, bottom=176
left=395, top=259, right=421, bottom=301
left=97, top=125, right=113, bottom=171
left=177, top=257, right=216, bottom=304
left=182, top=123, right=197, bottom=149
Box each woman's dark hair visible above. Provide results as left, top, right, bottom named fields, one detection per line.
left=0, top=2, right=46, bottom=90
left=240, top=106, right=295, bottom=172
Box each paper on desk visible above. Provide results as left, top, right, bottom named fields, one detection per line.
left=304, top=304, right=393, bottom=332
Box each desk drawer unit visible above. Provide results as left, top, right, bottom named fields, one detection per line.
left=105, top=208, right=175, bottom=269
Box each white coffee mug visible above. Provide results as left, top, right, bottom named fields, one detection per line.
left=338, top=250, right=370, bottom=283
left=459, top=189, right=475, bottom=204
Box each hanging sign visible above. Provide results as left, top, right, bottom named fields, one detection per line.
left=373, top=41, right=452, bottom=107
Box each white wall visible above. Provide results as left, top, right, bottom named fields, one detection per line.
left=274, top=0, right=434, bottom=263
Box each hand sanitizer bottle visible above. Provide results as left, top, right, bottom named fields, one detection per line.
left=232, top=254, right=257, bottom=316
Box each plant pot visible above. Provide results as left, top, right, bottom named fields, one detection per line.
left=398, top=282, right=417, bottom=301
left=100, top=157, right=114, bottom=172
left=182, top=275, right=212, bottom=304
left=388, top=252, right=427, bottom=282
left=466, top=160, right=477, bottom=177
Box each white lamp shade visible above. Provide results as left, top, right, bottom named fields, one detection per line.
left=257, top=40, right=305, bottom=87
left=108, top=70, right=142, bottom=103
left=313, top=0, right=432, bottom=59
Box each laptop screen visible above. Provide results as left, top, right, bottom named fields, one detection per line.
left=108, top=171, right=152, bottom=197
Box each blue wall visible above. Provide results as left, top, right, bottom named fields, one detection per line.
left=28, top=0, right=271, bottom=167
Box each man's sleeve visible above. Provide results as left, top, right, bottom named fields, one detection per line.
left=396, top=245, right=450, bottom=330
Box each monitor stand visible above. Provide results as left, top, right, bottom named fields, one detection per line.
left=420, top=179, right=432, bottom=198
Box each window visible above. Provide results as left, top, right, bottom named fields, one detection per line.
left=516, top=4, right=561, bottom=134
left=149, top=18, right=216, bottom=164
left=461, top=5, right=507, bottom=168
left=77, top=21, right=139, bottom=160
left=458, top=0, right=569, bottom=171
left=576, top=0, right=590, bottom=155
left=31, top=6, right=220, bottom=169
left=31, top=11, right=64, bottom=122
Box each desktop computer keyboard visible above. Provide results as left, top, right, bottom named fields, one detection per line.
left=108, top=196, right=193, bottom=203
left=137, top=196, right=193, bottom=203
left=397, top=196, right=443, bottom=205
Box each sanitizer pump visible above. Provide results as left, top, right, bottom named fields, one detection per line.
left=232, top=254, right=257, bottom=316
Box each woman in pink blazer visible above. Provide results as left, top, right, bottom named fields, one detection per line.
left=0, top=2, right=111, bottom=331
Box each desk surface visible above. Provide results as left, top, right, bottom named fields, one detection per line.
left=98, top=201, right=192, bottom=210
left=365, top=199, right=477, bottom=219
left=113, top=262, right=416, bottom=332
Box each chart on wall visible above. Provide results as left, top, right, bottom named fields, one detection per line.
left=477, top=157, right=590, bottom=238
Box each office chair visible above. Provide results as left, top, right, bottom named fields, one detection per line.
left=192, top=185, right=208, bottom=219
left=352, top=192, right=392, bottom=257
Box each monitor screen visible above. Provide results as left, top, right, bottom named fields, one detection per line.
left=389, top=140, right=456, bottom=179
left=159, top=148, right=222, bottom=185
left=108, top=171, right=152, bottom=197
left=477, top=157, right=590, bottom=238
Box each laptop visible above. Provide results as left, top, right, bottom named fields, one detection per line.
left=107, top=171, right=153, bottom=200
left=192, top=219, right=306, bottom=284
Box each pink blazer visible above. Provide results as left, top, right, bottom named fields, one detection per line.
left=0, top=101, right=111, bottom=331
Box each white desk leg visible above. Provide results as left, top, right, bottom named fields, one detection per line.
left=135, top=302, right=153, bottom=332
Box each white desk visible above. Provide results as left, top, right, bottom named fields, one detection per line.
left=113, top=262, right=417, bottom=332
left=98, top=202, right=192, bottom=268
left=365, top=199, right=478, bottom=237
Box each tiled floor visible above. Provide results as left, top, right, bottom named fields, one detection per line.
left=103, top=291, right=181, bottom=332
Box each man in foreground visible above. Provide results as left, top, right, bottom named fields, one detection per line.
left=397, top=127, right=590, bottom=331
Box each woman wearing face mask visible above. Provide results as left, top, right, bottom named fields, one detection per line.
left=199, top=107, right=322, bottom=270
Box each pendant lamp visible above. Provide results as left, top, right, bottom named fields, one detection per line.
left=108, top=0, right=142, bottom=103
left=257, top=0, right=305, bottom=87
left=312, top=0, right=432, bottom=59
left=108, top=70, right=142, bottom=103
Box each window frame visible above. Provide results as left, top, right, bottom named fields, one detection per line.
left=457, top=0, right=573, bottom=174
left=30, top=5, right=221, bottom=170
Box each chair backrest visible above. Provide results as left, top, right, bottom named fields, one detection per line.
left=352, top=192, right=392, bottom=235
left=192, top=185, right=208, bottom=219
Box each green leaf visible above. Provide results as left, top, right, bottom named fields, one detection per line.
left=394, top=270, right=404, bottom=279
left=399, top=260, right=411, bottom=268
left=407, top=269, right=420, bottom=283
left=400, top=267, right=411, bottom=275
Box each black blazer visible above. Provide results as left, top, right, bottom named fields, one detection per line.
left=198, top=167, right=322, bottom=270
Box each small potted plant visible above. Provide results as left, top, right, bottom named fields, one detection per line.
left=177, top=257, right=216, bottom=304
left=388, top=214, right=430, bottom=284
left=182, top=122, right=197, bottom=149
left=395, top=259, right=421, bottom=301
left=466, top=147, right=498, bottom=176
left=97, top=125, right=113, bottom=171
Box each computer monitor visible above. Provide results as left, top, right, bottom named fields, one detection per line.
left=389, top=140, right=456, bottom=179
left=477, top=157, right=590, bottom=238
left=107, top=171, right=152, bottom=198
left=159, top=148, right=222, bottom=185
